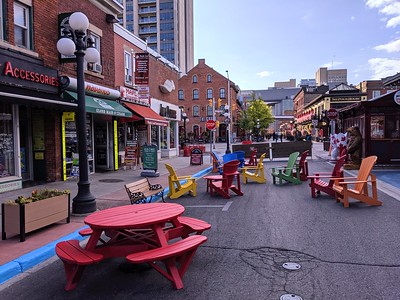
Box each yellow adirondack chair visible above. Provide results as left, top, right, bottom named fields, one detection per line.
left=165, top=163, right=197, bottom=199
left=242, top=153, right=266, bottom=184
left=333, top=155, right=382, bottom=208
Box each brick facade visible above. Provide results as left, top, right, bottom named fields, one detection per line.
left=178, top=59, right=239, bottom=141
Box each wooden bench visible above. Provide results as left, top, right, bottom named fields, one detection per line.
left=55, top=239, right=104, bottom=291
left=126, top=235, right=207, bottom=289
left=125, top=178, right=165, bottom=204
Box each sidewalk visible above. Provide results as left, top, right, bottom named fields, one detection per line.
left=0, top=141, right=398, bottom=286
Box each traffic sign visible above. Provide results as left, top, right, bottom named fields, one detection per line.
left=206, top=119, right=216, bottom=130
left=327, top=108, right=338, bottom=120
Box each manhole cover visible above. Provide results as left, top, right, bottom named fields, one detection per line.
left=99, top=179, right=124, bottom=183
left=282, top=262, right=301, bottom=270
left=280, top=294, right=303, bottom=300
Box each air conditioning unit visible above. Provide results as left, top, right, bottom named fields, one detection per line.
left=125, top=74, right=132, bottom=82
left=92, top=63, right=102, bottom=73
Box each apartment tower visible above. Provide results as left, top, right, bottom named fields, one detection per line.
left=118, top=0, right=194, bottom=74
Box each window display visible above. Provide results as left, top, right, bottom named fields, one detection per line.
left=0, top=104, right=15, bottom=178
left=64, top=113, right=93, bottom=177
left=370, top=116, right=384, bottom=139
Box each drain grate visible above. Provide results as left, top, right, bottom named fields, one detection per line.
left=99, top=179, right=124, bottom=183
left=280, top=294, right=303, bottom=300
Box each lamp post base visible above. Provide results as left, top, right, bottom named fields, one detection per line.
left=72, top=181, right=96, bottom=214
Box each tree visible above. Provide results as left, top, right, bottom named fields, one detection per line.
left=238, top=97, right=274, bottom=139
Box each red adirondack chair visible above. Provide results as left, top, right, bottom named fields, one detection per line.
left=244, top=148, right=258, bottom=166
left=307, top=155, right=346, bottom=198
left=209, top=160, right=243, bottom=199
left=293, top=150, right=309, bottom=181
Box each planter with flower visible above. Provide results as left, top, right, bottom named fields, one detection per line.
left=2, top=188, right=70, bottom=242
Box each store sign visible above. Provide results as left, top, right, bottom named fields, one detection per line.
left=119, top=86, right=149, bottom=106
left=394, top=91, right=400, bottom=105
left=159, top=105, right=177, bottom=119
left=135, top=53, right=149, bottom=85
left=65, top=77, right=120, bottom=99
left=0, top=50, right=59, bottom=94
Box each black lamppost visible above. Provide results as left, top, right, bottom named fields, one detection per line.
left=57, top=12, right=100, bottom=214
left=256, top=119, right=260, bottom=141
left=182, top=111, right=187, bottom=147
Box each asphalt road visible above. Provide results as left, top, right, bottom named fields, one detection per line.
left=1, top=158, right=400, bottom=300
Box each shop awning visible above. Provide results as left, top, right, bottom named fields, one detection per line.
left=123, top=102, right=169, bottom=127
left=63, top=92, right=132, bottom=117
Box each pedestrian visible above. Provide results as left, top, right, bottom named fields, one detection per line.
left=272, top=132, right=277, bottom=142
left=279, top=133, right=283, bottom=142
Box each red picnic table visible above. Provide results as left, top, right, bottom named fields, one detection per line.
left=56, top=203, right=209, bottom=291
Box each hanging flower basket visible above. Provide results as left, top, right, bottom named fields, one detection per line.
left=1, top=189, right=70, bottom=242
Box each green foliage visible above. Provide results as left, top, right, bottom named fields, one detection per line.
left=238, top=97, right=274, bottom=135
left=5, top=189, right=70, bottom=205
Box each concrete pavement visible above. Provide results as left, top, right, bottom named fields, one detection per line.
left=0, top=141, right=399, bottom=288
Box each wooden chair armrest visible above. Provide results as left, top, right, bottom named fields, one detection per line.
left=339, top=179, right=376, bottom=186
left=176, top=175, right=194, bottom=180
left=242, top=166, right=257, bottom=171
left=307, top=175, right=341, bottom=179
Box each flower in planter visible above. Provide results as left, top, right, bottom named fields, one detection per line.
left=5, top=188, right=70, bottom=205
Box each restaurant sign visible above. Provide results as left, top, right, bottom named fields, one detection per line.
left=394, top=91, right=400, bottom=106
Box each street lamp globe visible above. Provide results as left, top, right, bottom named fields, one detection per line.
left=68, top=12, right=90, bottom=31
left=56, top=38, right=76, bottom=56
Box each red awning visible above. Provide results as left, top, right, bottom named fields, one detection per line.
left=123, top=102, right=169, bottom=127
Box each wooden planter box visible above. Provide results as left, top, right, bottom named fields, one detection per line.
left=1, top=194, right=70, bottom=242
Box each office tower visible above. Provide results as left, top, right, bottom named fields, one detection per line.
left=118, top=0, right=194, bottom=73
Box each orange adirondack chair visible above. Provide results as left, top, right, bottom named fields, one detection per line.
left=209, top=160, right=243, bottom=199
left=293, top=150, right=309, bottom=181
left=333, top=155, right=382, bottom=208
left=308, top=155, right=346, bottom=198
left=244, top=148, right=258, bottom=166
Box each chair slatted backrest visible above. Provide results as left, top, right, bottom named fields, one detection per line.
left=256, top=153, right=266, bottom=170
left=328, top=155, right=346, bottom=186
left=223, top=153, right=238, bottom=164
left=233, top=151, right=245, bottom=167
left=298, top=150, right=309, bottom=167
left=222, top=160, right=240, bottom=189
left=284, top=152, right=300, bottom=176
left=165, top=163, right=181, bottom=189
left=249, top=148, right=258, bottom=165
left=210, top=151, right=222, bottom=172
left=353, top=156, right=377, bottom=192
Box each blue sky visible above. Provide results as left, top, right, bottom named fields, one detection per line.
left=193, top=0, right=400, bottom=90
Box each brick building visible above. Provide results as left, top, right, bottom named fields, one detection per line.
left=178, top=59, right=240, bottom=143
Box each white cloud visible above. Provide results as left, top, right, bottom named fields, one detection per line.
left=374, top=38, right=400, bottom=52
left=256, top=71, right=273, bottom=77
left=366, top=0, right=400, bottom=28
left=368, top=57, right=400, bottom=79
left=350, top=16, right=355, bottom=21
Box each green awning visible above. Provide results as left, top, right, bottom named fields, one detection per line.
left=63, top=91, right=132, bottom=117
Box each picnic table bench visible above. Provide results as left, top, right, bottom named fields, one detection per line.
left=125, top=178, right=165, bottom=204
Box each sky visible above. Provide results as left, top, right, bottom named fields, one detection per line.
left=193, top=0, right=400, bottom=90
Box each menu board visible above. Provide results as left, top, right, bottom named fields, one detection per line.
left=141, top=144, right=157, bottom=171
left=124, top=145, right=138, bottom=169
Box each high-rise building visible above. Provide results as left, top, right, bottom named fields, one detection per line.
left=315, top=67, right=347, bottom=86
left=118, top=0, right=194, bottom=74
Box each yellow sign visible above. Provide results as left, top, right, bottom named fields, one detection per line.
left=63, top=112, right=75, bottom=122
left=35, top=152, right=44, bottom=160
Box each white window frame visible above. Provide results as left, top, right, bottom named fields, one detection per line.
left=14, top=1, right=31, bottom=49
left=372, top=90, right=380, bottom=99
left=86, top=32, right=102, bottom=73
left=124, top=51, right=133, bottom=85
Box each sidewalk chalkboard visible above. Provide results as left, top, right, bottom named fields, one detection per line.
left=190, top=147, right=203, bottom=165
left=141, top=144, right=158, bottom=171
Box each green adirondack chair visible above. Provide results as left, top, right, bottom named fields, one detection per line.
left=271, top=152, right=301, bottom=185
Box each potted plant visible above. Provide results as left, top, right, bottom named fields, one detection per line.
left=2, top=188, right=70, bottom=242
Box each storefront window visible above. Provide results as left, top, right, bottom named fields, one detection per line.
left=169, top=122, right=175, bottom=148
left=0, top=104, right=15, bottom=178
left=370, top=116, right=384, bottom=139
left=385, top=116, right=400, bottom=138
left=160, top=126, right=167, bottom=149
left=151, top=125, right=159, bottom=149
